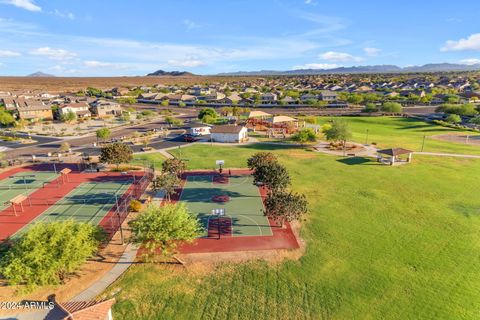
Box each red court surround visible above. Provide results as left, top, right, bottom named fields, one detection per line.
left=172, top=169, right=300, bottom=253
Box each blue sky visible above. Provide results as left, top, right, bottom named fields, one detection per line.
left=0, top=0, right=479, bottom=76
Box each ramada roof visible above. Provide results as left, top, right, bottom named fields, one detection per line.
left=377, top=148, right=413, bottom=156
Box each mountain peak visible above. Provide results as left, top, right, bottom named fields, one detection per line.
left=27, top=71, right=55, bottom=77
left=146, top=70, right=195, bottom=76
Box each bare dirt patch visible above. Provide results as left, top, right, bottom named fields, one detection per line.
left=431, top=133, right=480, bottom=145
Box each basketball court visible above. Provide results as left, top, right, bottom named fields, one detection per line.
left=179, top=174, right=272, bottom=238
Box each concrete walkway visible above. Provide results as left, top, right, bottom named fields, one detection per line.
left=414, top=151, right=480, bottom=158
left=72, top=243, right=138, bottom=302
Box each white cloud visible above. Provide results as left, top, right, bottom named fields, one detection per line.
left=293, top=63, right=339, bottom=70
left=458, top=58, right=480, bottom=65
left=83, top=60, right=113, bottom=68
left=53, top=9, right=75, bottom=20
left=0, top=0, right=41, bottom=11
left=364, top=47, right=381, bottom=57
left=304, top=0, right=317, bottom=5
left=167, top=59, right=206, bottom=68
left=183, top=19, right=199, bottom=30
left=0, top=49, right=21, bottom=57
left=319, top=51, right=363, bottom=62
left=29, top=47, right=77, bottom=60
left=441, top=33, right=480, bottom=51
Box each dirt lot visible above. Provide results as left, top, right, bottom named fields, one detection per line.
left=432, top=133, right=480, bottom=145
left=0, top=76, right=255, bottom=93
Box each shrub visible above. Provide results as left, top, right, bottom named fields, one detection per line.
left=129, top=200, right=142, bottom=212
left=0, top=221, right=103, bottom=288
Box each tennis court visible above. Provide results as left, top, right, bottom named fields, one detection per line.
left=179, top=174, right=272, bottom=237
left=0, top=171, right=59, bottom=211
left=28, top=180, right=132, bottom=226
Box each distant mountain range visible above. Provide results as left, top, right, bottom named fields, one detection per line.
left=146, top=70, right=195, bottom=76
left=27, top=71, right=55, bottom=77
left=216, top=63, right=480, bottom=76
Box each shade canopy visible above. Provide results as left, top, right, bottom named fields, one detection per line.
left=377, top=148, right=413, bottom=156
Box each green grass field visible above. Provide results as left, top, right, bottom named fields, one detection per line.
left=181, top=175, right=270, bottom=237
left=112, top=144, right=480, bottom=319
left=315, top=116, right=480, bottom=155
left=0, top=171, right=58, bottom=211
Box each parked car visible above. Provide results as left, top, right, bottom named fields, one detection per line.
left=183, top=134, right=197, bottom=142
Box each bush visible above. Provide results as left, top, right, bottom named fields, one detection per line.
left=381, top=102, right=402, bottom=113
left=0, top=221, right=103, bottom=288
left=129, top=199, right=142, bottom=212
left=292, top=128, right=317, bottom=143
left=446, top=114, right=461, bottom=123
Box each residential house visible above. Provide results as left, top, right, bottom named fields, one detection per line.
left=225, top=93, right=242, bottom=105
left=319, top=91, right=338, bottom=101
left=16, top=100, right=53, bottom=121
left=260, top=93, right=277, bottom=104
left=59, top=102, right=91, bottom=118
left=210, top=125, right=248, bottom=143
left=90, top=100, right=122, bottom=117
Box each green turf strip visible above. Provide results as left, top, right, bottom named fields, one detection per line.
left=0, top=171, right=59, bottom=211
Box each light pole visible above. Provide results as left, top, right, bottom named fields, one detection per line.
left=421, top=135, right=426, bottom=152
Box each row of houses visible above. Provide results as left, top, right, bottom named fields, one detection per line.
left=0, top=97, right=123, bottom=122
left=138, top=90, right=338, bottom=105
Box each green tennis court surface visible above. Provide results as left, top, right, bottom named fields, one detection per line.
left=180, top=175, right=272, bottom=237
left=30, top=180, right=132, bottom=225
left=0, top=171, right=58, bottom=211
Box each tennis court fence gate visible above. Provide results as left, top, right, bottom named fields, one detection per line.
left=101, top=166, right=155, bottom=240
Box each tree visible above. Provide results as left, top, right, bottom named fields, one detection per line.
left=363, top=103, right=379, bottom=114
left=162, top=158, right=186, bottom=177
left=0, top=110, right=15, bottom=127
left=323, top=119, right=352, bottom=151
left=142, top=135, right=152, bottom=149
left=253, top=162, right=290, bottom=193
left=436, top=103, right=478, bottom=117
left=0, top=221, right=103, bottom=288
left=264, top=190, right=308, bottom=227
left=129, top=203, right=203, bottom=260
left=198, top=107, right=217, bottom=121
left=61, top=110, right=77, bottom=123
left=96, top=127, right=111, bottom=142
left=381, top=102, right=403, bottom=113
left=446, top=114, right=461, bottom=123
left=291, top=128, right=317, bottom=143
left=247, top=152, right=278, bottom=171
left=469, top=116, right=480, bottom=125
left=99, top=142, right=133, bottom=168
left=346, top=93, right=364, bottom=105
left=152, top=173, right=179, bottom=201
left=59, top=142, right=71, bottom=153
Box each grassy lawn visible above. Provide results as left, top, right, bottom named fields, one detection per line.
left=315, top=116, right=480, bottom=155
left=110, top=144, right=480, bottom=319
left=130, top=152, right=167, bottom=169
